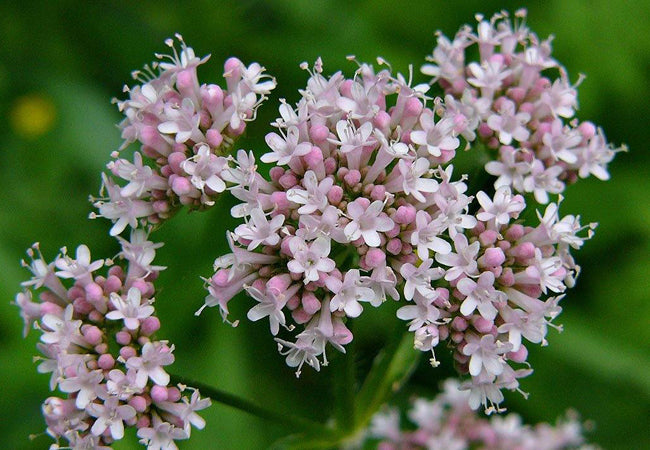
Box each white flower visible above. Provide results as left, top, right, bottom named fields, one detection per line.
left=344, top=199, right=394, bottom=247
left=234, top=208, right=284, bottom=251
left=106, top=288, right=155, bottom=330
left=287, top=236, right=335, bottom=283
left=326, top=269, right=375, bottom=318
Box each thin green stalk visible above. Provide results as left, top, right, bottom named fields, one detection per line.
left=333, top=320, right=356, bottom=432
left=170, top=374, right=331, bottom=436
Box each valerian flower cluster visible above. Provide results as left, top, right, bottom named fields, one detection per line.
left=366, top=379, right=594, bottom=449
left=16, top=232, right=210, bottom=449
left=196, top=10, right=617, bottom=413
left=91, top=34, right=276, bottom=235
left=16, top=9, right=620, bottom=449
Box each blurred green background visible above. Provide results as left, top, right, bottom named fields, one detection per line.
left=1, top=0, right=649, bottom=448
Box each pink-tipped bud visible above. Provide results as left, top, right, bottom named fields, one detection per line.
left=510, top=242, right=536, bottom=260
left=301, top=292, right=321, bottom=315
left=150, top=385, right=168, bottom=403
left=171, top=176, right=193, bottom=196
left=365, top=248, right=386, bottom=268
left=291, top=308, right=311, bottom=324
left=140, top=316, right=161, bottom=335
left=344, top=169, right=361, bottom=187
left=167, top=152, right=187, bottom=174
left=508, top=345, right=528, bottom=363
left=82, top=325, right=103, bottom=346
left=206, top=129, right=223, bottom=148
left=130, top=396, right=148, bottom=413
left=327, top=185, right=344, bottom=205
left=269, top=166, right=284, bottom=183
left=394, top=204, right=417, bottom=224
left=479, top=230, right=499, bottom=246
left=167, top=386, right=182, bottom=402
left=310, top=125, right=329, bottom=142
left=119, top=346, right=137, bottom=360
left=473, top=316, right=494, bottom=334
left=303, top=146, right=324, bottom=169
left=499, top=267, right=515, bottom=286
left=224, top=57, right=242, bottom=78
left=451, top=316, right=468, bottom=331
left=370, top=185, right=386, bottom=201
left=84, top=282, right=104, bottom=303
left=373, top=110, right=391, bottom=129
left=386, top=238, right=402, bottom=255
left=270, top=191, right=289, bottom=212
left=278, top=172, right=298, bottom=189
left=115, top=331, right=132, bottom=346
left=98, top=353, right=115, bottom=370
left=578, top=121, right=596, bottom=140
left=480, top=247, right=506, bottom=267
left=478, top=123, right=493, bottom=138
left=324, top=157, right=337, bottom=175
left=404, top=97, right=423, bottom=117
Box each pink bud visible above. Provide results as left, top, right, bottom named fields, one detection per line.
left=578, top=121, right=596, bottom=140
left=404, top=97, right=423, bottom=117
left=171, top=176, right=193, bottom=196
left=499, top=268, right=515, bottom=286
left=130, top=396, right=149, bottom=413
left=480, top=247, right=506, bottom=267
left=344, top=169, right=361, bottom=187
left=373, top=110, right=391, bottom=129
left=278, top=172, right=298, bottom=189
left=394, top=204, right=417, bottom=224
left=452, top=316, right=468, bottom=331
left=291, top=308, right=311, bottom=324
left=223, top=57, right=242, bottom=78
left=310, top=125, right=329, bottom=142
left=167, top=386, right=182, bottom=402
left=473, top=316, right=494, bottom=334
left=370, top=184, right=386, bottom=201
left=119, top=346, right=137, bottom=360
left=301, top=292, right=321, bottom=315
left=479, top=230, right=499, bottom=246
left=82, top=325, right=103, bottom=346
left=510, top=242, right=536, bottom=260
left=386, top=238, right=402, bottom=255
left=115, top=331, right=132, bottom=345
left=365, top=248, right=386, bottom=268
left=324, top=157, right=337, bottom=175
left=303, top=146, right=324, bottom=169
left=98, top=353, right=115, bottom=370
left=206, top=129, right=223, bottom=148
left=507, top=345, right=528, bottom=363
left=327, top=185, right=344, bottom=205
left=150, top=385, right=168, bottom=403
left=167, top=152, right=187, bottom=174
left=140, top=316, right=161, bottom=335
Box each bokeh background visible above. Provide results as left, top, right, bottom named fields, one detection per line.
left=1, top=1, right=649, bottom=448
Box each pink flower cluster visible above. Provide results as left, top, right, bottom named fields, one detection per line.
left=368, top=379, right=592, bottom=449
left=197, top=29, right=603, bottom=411
left=422, top=10, right=622, bottom=203
left=92, top=35, right=276, bottom=236
left=15, top=231, right=210, bottom=449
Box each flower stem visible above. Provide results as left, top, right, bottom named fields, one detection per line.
left=170, top=374, right=331, bottom=436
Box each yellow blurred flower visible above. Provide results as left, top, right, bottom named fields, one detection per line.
left=10, top=94, right=56, bottom=138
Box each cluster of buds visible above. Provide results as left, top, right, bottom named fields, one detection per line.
left=15, top=231, right=210, bottom=449
left=422, top=10, right=622, bottom=203
left=196, top=11, right=612, bottom=413
left=92, top=35, right=276, bottom=235
left=367, top=379, right=593, bottom=449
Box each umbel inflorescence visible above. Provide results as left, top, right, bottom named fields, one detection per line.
left=196, top=10, right=618, bottom=413
left=16, top=10, right=620, bottom=449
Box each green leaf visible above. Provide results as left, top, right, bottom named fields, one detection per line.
left=354, top=331, right=421, bottom=430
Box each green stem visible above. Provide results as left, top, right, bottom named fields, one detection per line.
left=354, top=330, right=421, bottom=430
left=170, top=374, right=330, bottom=436
left=333, top=320, right=356, bottom=432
